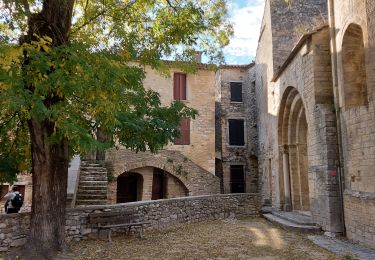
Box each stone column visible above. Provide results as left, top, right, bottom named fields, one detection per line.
left=280, top=145, right=292, bottom=211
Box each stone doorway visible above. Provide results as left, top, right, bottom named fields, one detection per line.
left=152, top=168, right=166, bottom=200
left=278, top=87, right=310, bottom=212
left=117, top=172, right=143, bottom=203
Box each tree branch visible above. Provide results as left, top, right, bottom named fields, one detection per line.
left=21, top=0, right=31, bottom=17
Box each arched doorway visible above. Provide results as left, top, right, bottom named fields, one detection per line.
left=117, top=172, right=143, bottom=203
left=278, top=87, right=310, bottom=212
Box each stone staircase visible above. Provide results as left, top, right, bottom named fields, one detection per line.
left=75, top=160, right=108, bottom=206
left=263, top=209, right=321, bottom=234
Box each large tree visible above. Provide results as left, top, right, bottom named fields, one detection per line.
left=0, top=0, right=232, bottom=257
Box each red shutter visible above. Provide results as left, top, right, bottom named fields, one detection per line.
left=179, top=74, right=186, bottom=100
left=173, top=73, right=186, bottom=100
left=173, top=73, right=180, bottom=100
left=174, top=118, right=190, bottom=145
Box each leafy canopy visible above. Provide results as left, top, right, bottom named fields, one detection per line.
left=0, top=0, right=233, bottom=182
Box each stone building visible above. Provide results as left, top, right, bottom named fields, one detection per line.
left=255, top=0, right=375, bottom=249
left=73, top=61, right=220, bottom=206
left=215, top=64, right=259, bottom=194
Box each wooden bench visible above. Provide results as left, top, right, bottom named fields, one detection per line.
left=88, top=211, right=150, bottom=243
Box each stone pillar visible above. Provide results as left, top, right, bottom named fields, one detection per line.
left=280, top=145, right=292, bottom=211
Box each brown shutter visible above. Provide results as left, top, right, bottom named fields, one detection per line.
left=173, top=73, right=180, bottom=100
left=173, top=73, right=186, bottom=100
left=179, top=74, right=186, bottom=100
left=174, top=118, right=190, bottom=145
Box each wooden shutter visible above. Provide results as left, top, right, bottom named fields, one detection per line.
left=173, top=73, right=186, bottom=100
left=174, top=118, right=190, bottom=145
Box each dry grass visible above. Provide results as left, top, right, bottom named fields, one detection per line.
left=69, top=217, right=340, bottom=260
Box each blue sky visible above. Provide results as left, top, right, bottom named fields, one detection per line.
left=223, top=0, right=265, bottom=64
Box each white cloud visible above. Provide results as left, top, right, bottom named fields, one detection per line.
left=224, top=0, right=265, bottom=64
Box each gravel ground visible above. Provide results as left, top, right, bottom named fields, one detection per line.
left=69, top=217, right=342, bottom=260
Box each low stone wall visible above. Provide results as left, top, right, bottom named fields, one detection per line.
left=0, top=193, right=260, bottom=251
left=344, top=191, right=375, bottom=249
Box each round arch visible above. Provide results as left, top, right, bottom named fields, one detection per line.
left=277, top=86, right=310, bottom=211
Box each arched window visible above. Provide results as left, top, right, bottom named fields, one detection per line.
left=342, top=24, right=368, bottom=109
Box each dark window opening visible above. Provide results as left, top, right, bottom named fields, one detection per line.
left=173, top=73, right=187, bottom=100
left=230, top=82, right=243, bottom=102
left=230, top=165, right=245, bottom=193
left=174, top=118, right=190, bottom=145
left=228, top=119, right=245, bottom=146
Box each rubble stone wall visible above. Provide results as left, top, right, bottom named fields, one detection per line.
left=0, top=194, right=260, bottom=251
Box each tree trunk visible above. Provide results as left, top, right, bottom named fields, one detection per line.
left=18, top=0, right=75, bottom=256
left=27, top=119, right=69, bottom=254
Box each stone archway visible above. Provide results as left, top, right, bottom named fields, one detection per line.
left=278, top=87, right=310, bottom=212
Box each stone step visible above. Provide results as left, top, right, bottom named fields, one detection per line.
left=76, top=194, right=107, bottom=200
left=79, top=176, right=108, bottom=181
left=271, top=211, right=316, bottom=226
left=79, top=180, right=107, bottom=186
left=75, top=200, right=107, bottom=205
left=263, top=213, right=321, bottom=234
left=78, top=186, right=107, bottom=191
left=77, top=189, right=107, bottom=195
left=80, top=167, right=107, bottom=171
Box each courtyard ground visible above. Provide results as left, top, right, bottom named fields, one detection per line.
left=69, top=217, right=345, bottom=260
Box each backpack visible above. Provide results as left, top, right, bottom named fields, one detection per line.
left=11, top=193, right=23, bottom=208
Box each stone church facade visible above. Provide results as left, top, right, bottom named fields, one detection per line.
left=253, top=0, right=375, bottom=249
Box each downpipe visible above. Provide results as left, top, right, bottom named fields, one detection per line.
left=327, top=0, right=346, bottom=236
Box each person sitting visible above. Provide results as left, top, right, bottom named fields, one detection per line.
left=3, top=186, right=23, bottom=214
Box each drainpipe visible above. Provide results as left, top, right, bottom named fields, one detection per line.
left=327, top=0, right=346, bottom=235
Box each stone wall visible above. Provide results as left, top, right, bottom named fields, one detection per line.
left=332, top=0, right=375, bottom=248
left=142, top=65, right=216, bottom=175
left=344, top=191, right=375, bottom=249
left=269, top=0, right=328, bottom=73
left=0, top=194, right=260, bottom=251
left=216, top=65, right=259, bottom=194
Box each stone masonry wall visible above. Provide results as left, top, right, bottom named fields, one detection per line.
left=217, top=66, right=259, bottom=194
left=142, top=65, right=216, bottom=175
left=105, top=148, right=220, bottom=197
left=343, top=191, right=375, bottom=249
left=0, top=194, right=260, bottom=251
left=269, top=0, right=328, bottom=73
left=333, top=0, right=375, bottom=248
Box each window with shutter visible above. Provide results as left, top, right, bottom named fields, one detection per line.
left=230, top=82, right=243, bottom=102
left=228, top=119, right=245, bottom=146
left=174, top=118, right=190, bottom=145
left=173, top=73, right=187, bottom=100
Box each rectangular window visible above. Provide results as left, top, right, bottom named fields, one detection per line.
left=173, top=73, right=187, bottom=100
left=228, top=119, right=245, bottom=146
left=230, top=82, right=243, bottom=102
left=230, top=165, right=245, bottom=193
left=174, top=118, right=190, bottom=145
